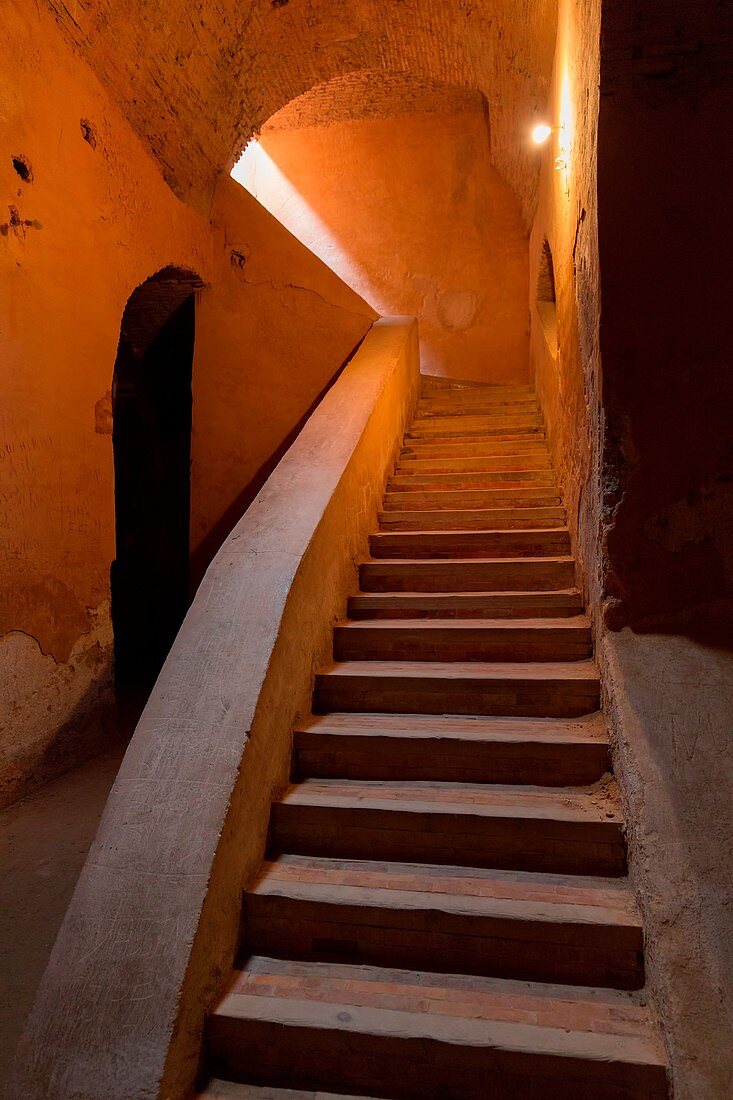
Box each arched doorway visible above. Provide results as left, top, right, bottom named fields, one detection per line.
left=111, top=267, right=203, bottom=709
left=535, top=237, right=558, bottom=355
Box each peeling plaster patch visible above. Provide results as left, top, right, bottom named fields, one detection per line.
left=94, top=390, right=113, bottom=435
left=0, top=205, right=42, bottom=238
left=437, top=289, right=480, bottom=331
left=80, top=118, right=98, bottom=148
left=0, top=602, right=117, bottom=808
left=12, top=155, right=33, bottom=183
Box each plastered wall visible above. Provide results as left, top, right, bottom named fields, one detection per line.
left=0, top=0, right=374, bottom=808
left=39, top=0, right=558, bottom=224
left=528, top=0, right=601, bottom=608
left=596, top=2, right=733, bottom=1094
left=191, top=177, right=377, bottom=576
left=10, top=320, right=420, bottom=1100
left=235, top=107, right=529, bottom=383
left=529, top=2, right=733, bottom=1094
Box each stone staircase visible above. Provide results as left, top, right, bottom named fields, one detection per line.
left=200, top=378, right=668, bottom=1099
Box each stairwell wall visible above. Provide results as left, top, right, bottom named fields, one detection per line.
left=530, top=1, right=733, bottom=1094
left=10, top=318, right=420, bottom=1100
left=236, top=106, right=530, bottom=385
left=528, top=0, right=602, bottom=613
left=0, top=0, right=375, bottom=808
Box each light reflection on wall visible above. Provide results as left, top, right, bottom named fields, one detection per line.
left=229, top=111, right=532, bottom=383
left=231, top=139, right=380, bottom=310
left=555, top=70, right=574, bottom=190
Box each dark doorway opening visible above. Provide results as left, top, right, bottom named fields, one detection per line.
left=111, top=267, right=202, bottom=712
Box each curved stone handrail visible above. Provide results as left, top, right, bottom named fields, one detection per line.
left=11, top=317, right=420, bottom=1100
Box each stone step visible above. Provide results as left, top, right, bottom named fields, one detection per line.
left=270, top=777, right=623, bottom=876
left=333, top=617, right=592, bottom=663
left=314, top=660, right=600, bottom=718
left=378, top=507, right=565, bottom=530
left=207, top=958, right=667, bottom=1099
left=396, top=455, right=552, bottom=474
left=421, top=377, right=534, bottom=398
left=388, top=470, right=558, bottom=491
left=406, top=423, right=546, bottom=443
left=369, top=529, right=571, bottom=560
left=401, top=438, right=549, bottom=459
left=412, top=412, right=544, bottom=432
left=383, top=486, right=562, bottom=509
left=416, top=400, right=540, bottom=419
left=293, top=713, right=609, bottom=785
left=245, top=854, right=643, bottom=989
left=347, top=589, right=584, bottom=620
left=359, top=557, right=576, bottom=592
left=199, top=1081, right=373, bottom=1099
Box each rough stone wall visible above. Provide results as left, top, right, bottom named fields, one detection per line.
left=237, top=105, right=529, bottom=383
left=528, top=0, right=602, bottom=609
left=531, top=2, right=733, bottom=1094
left=0, top=0, right=373, bottom=807
left=596, top=2, right=733, bottom=1094
left=0, top=0, right=209, bottom=807
left=599, top=0, right=733, bottom=632
left=41, top=0, right=558, bottom=225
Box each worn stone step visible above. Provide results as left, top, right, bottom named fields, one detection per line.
left=294, top=713, right=609, bottom=785
left=396, top=455, right=552, bottom=474
left=347, top=589, right=584, bottom=620
left=401, top=439, right=549, bottom=460
left=314, top=660, right=600, bottom=718
left=207, top=958, right=667, bottom=1099
left=408, top=429, right=548, bottom=448
left=412, top=411, right=544, bottom=432
left=359, top=557, right=576, bottom=593
left=245, top=854, right=643, bottom=989
left=421, top=377, right=534, bottom=398
left=378, top=507, right=565, bottom=531
left=270, top=777, right=623, bottom=876
left=333, top=618, right=592, bottom=663
left=388, top=470, right=558, bottom=491
left=407, top=425, right=543, bottom=445
left=199, top=1083, right=373, bottom=1099
left=416, top=400, right=539, bottom=419
left=406, top=421, right=546, bottom=442
left=369, top=529, right=571, bottom=560
left=383, top=486, right=562, bottom=509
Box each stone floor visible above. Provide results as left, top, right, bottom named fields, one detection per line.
left=0, top=747, right=124, bottom=1084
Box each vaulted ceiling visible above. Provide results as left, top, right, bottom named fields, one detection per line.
left=45, top=0, right=558, bottom=223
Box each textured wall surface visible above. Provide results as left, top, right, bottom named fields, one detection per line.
left=596, top=2, right=733, bottom=1094
left=191, top=176, right=376, bottom=577
left=0, top=0, right=373, bottom=807
left=41, top=0, right=558, bottom=224
left=0, top=0, right=209, bottom=807
left=598, top=0, right=733, bottom=631
left=10, top=320, right=419, bottom=1100
left=237, top=105, right=529, bottom=382
left=530, top=2, right=733, bottom=1095
left=528, top=0, right=601, bottom=608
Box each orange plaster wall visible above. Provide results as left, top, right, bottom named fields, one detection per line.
left=0, top=0, right=374, bottom=807
left=190, top=177, right=377, bottom=577
left=236, top=108, right=530, bottom=384
left=528, top=0, right=601, bottom=605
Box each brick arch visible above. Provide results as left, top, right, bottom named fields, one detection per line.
left=44, top=0, right=558, bottom=223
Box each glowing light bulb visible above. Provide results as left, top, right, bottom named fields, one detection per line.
left=532, top=123, right=553, bottom=145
